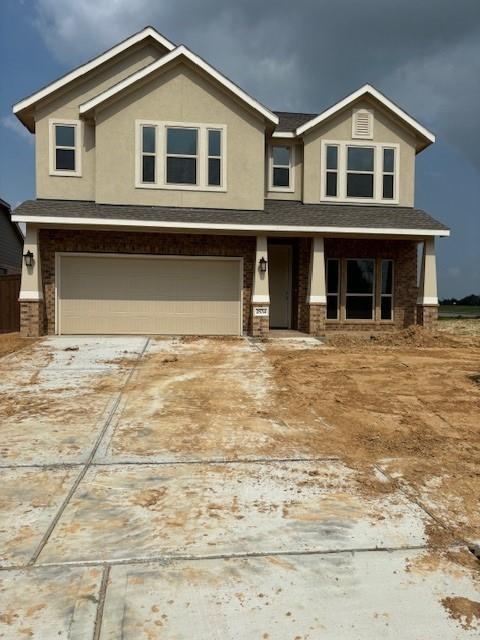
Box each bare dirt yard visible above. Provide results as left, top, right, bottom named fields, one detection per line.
left=0, top=332, right=36, bottom=359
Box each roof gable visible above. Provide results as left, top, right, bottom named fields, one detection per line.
left=13, top=27, right=175, bottom=119
left=296, top=84, right=435, bottom=147
left=79, top=45, right=279, bottom=125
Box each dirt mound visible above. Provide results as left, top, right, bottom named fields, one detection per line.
left=326, top=325, right=474, bottom=348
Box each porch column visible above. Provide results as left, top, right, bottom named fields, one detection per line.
left=307, top=236, right=326, bottom=335
left=251, top=235, right=270, bottom=338
left=19, top=224, right=45, bottom=337
left=417, top=237, right=438, bottom=328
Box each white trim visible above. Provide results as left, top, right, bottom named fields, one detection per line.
left=320, top=140, right=400, bottom=205
left=19, top=290, right=43, bottom=301
left=268, top=142, right=295, bottom=193
left=251, top=294, right=270, bottom=304
left=12, top=215, right=450, bottom=237
left=307, top=295, right=327, bottom=304
left=135, top=120, right=227, bottom=191
left=13, top=27, right=175, bottom=116
left=79, top=45, right=278, bottom=124
left=55, top=252, right=244, bottom=336
left=417, top=296, right=438, bottom=305
left=272, top=131, right=296, bottom=138
left=296, top=84, right=435, bottom=144
left=49, top=119, right=83, bottom=177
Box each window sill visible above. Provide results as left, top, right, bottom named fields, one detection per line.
left=320, top=196, right=399, bottom=206
left=49, top=171, right=82, bottom=178
left=268, top=186, right=295, bottom=194
left=135, top=183, right=227, bottom=193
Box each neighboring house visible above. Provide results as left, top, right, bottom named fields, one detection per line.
left=12, top=26, right=448, bottom=338
left=0, top=199, right=23, bottom=275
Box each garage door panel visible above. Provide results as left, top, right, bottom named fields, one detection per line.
left=59, top=256, right=242, bottom=335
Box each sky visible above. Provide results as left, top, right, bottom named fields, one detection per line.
left=0, top=0, right=479, bottom=298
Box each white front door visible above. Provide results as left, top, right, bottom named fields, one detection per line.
left=268, top=244, right=292, bottom=328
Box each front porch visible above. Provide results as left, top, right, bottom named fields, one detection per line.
left=251, top=235, right=439, bottom=338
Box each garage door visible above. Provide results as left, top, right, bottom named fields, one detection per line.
left=58, top=254, right=242, bottom=335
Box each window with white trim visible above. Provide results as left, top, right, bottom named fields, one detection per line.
left=380, top=259, right=394, bottom=320
left=321, top=141, right=398, bottom=204
left=326, top=259, right=339, bottom=320
left=269, top=144, right=293, bottom=191
left=346, top=259, right=375, bottom=320
left=135, top=121, right=226, bottom=191
left=49, top=119, right=82, bottom=176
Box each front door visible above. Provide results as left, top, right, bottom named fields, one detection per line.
left=268, top=244, right=292, bottom=328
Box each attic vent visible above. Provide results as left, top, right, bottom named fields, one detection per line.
left=352, top=109, right=373, bottom=139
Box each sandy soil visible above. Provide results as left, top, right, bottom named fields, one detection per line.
left=0, top=333, right=37, bottom=359
left=264, top=326, right=480, bottom=550
left=437, top=319, right=480, bottom=336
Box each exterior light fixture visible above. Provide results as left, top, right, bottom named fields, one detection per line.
left=23, top=250, right=34, bottom=268
left=259, top=256, right=267, bottom=273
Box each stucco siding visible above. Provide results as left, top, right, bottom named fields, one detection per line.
left=94, top=62, right=265, bottom=210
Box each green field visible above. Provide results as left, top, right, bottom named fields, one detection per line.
left=439, top=305, right=480, bottom=318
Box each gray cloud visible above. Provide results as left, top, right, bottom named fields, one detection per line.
left=33, top=0, right=480, bottom=168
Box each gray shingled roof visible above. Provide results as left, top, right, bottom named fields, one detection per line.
left=14, top=199, right=449, bottom=232
left=274, top=112, right=318, bottom=132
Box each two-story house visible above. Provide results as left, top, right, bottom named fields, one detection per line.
left=12, top=26, right=449, bottom=338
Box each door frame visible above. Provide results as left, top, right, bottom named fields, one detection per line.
left=54, top=252, right=244, bottom=335
left=267, top=242, right=293, bottom=329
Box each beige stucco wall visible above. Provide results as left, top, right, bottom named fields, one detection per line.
left=303, top=99, right=417, bottom=206
left=94, top=62, right=265, bottom=210
left=265, top=140, right=303, bottom=201
left=35, top=41, right=166, bottom=201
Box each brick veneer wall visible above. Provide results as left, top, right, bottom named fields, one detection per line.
left=20, top=300, right=45, bottom=337
left=39, top=229, right=256, bottom=335
left=296, top=237, right=418, bottom=331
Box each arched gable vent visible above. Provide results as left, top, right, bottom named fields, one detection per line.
left=352, top=108, right=374, bottom=139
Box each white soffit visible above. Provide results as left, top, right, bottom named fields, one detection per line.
left=296, top=84, right=436, bottom=143
left=79, top=45, right=279, bottom=125
left=13, top=27, right=175, bottom=115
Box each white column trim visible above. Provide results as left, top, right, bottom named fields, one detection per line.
left=307, top=236, right=326, bottom=304
left=252, top=235, right=270, bottom=304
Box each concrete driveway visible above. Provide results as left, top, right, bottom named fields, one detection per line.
left=0, top=336, right=478, bottom=638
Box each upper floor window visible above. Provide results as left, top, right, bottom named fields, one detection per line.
left=136, top=121, right=226, bottom=191
left=49, top=119, right=82, bottom=177
left=269, top=144, right=294, bottom=192
left=321, top=141, right=398, bottom=204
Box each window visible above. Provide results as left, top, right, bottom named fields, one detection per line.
left=270, top=145, right=293, bottom=190
left=166, top=127, right=198, bottom=185
left=325, top=146, right=338, bottom=197
left=382, top=148, right=395, bottom=199
left=208, top=129, right=222, bottom=186
left=347, top=147, right=374, bottom=198
left=136, top=121, right=226, bottom=190
left=322, top=141, right=398, bottom=203
left=346, top=259, right=375, bottom=320
left=49, top=120, right=81, bottom=176
left=380, top=259, right=394, bottom=320
left=326, top=259, right=339, bottom=320
left=141, top=125, right=156, bottom=183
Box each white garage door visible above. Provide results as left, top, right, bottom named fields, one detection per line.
left=58, top=254, right=242, bottom=335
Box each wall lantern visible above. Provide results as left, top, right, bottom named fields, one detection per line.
left=259, top=256, right=267, bottom=273
left=23, top=250, right=34, bottom=268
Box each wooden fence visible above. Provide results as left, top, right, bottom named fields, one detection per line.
left=0, top=274, right=21, bottom=333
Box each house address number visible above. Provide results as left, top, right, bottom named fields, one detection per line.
left=254, top=306, right=269, bottom=317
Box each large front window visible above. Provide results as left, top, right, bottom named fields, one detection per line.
left=346, top=259, right=375, bottom=320
left=322, top=141, right=398, bottom=203
left=136, top=121, right=226, bottom=190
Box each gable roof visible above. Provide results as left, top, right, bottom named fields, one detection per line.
left=79, top=45, right=279, bottom=125
left=296, top=84, right=435, bottom=145
left=13, top=26, right=175, bottom=122
left=274, top=111, right=318, bottom=132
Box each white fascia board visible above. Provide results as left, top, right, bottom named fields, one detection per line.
left=79, top=45, right=279, bottom=125
left=272, top=131, right=296, bottom=138
left=296, top=84, right=436, bottom=143
left=13, top=27, right=175, bottom=115
left=12, top=214, right=450, bottom=237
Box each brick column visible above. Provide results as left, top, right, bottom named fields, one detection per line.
left=250, top=235, right=270, bottom=337
left=307, top=236, right=326, bottom=335
left=20, top=301, right=45, bottom=337
left=417, top=237, right=438, bottom=329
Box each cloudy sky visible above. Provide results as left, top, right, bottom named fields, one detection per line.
left=1, top=0, right=479, bottom=297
